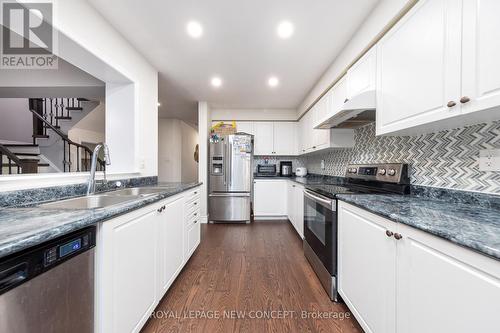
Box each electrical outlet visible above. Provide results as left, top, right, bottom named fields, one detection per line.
left=479, top=149, right=500, bottom=171
left=321, top=159, right=325, bottom=170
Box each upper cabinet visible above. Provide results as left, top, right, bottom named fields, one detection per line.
left=236, top=121, right=255, bottom=135
left=252, top=121, right=297, bottom=156
left=347, top=47, right=376, bottom=99
left=376, top=0, right=500, bottom=136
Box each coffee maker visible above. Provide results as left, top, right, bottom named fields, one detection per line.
left=280, top=161, right=293, bottom=177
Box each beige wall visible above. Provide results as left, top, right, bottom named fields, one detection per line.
left=158, top=118, right=199, bottom=183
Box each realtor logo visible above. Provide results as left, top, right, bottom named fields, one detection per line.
left=0, top=0, right=57, bottom=69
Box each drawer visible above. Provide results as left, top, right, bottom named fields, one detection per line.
left=185, top=207, right=200, bottom=224
left=185, top=188, right=200, bottom=202
left=185, top=196, right=200, bottom=212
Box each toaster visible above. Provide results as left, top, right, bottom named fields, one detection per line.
left=296, top=167, right=308, bottom=177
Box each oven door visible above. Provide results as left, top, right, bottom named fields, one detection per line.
left=303, top=189, right=337, bottom=276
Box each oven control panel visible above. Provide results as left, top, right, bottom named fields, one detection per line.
left=346, top=163, right=409, bottom=184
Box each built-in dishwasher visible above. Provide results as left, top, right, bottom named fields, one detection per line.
left=0, top=226, right=96, bottom=333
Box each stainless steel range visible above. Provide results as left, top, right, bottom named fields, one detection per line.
left=303, top=163, right=410, bottom=301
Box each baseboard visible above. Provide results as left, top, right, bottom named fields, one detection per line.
left=200, top=215, right=209, bottom=224
left=254, top=216, right=288, bottom=221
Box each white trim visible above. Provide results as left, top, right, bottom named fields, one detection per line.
left=254, top=216, right=288, bottom=221
left=200, top=215, right=209, bottom=224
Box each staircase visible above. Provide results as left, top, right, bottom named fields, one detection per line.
left=0, top=98, right=105, bottom=175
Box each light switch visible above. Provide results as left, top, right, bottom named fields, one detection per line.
left=479, top=149, right=500, bottom=171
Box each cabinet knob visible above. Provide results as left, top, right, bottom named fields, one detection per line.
left=194, top=220, right=198, bottom=224
left=447, top=101, right=456, bottom=108
left=460, top=96, right=470, bottom=104
left=394, top=233, right=403, bottom=240
left=385, top=230, right=394, bottom=237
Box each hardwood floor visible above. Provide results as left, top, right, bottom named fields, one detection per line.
left=141, top=221, right=362, bottom=333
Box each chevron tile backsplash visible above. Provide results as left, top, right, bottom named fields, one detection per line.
left=300, top=122, right=500, bottom=194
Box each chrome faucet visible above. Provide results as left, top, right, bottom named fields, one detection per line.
left=86, top=143, right=111, bottom=195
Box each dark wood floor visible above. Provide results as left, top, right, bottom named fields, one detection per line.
left=141, top=221, right=362, bottom=333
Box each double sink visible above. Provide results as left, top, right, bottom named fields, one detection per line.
left=39, top=187, right=172, bottom=210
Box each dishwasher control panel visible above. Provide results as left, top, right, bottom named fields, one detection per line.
left=44, top=230, right=94, bottom=267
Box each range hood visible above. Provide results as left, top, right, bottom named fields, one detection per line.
left=315, top=90, right=376, bottom=129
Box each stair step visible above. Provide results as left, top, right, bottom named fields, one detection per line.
left=38, top=163, right=50, bottom=167
left=32, top=134, right=49, bottom=139
left=44, top=124, right=60, bottom=129
left=55, top=116, right=72, bottom=120
left=77, top=98, right=90, bottom=102
left=14, top=152, right=39, bottom=156
left=66, top=107, right=83, bottom=111
left=2, top=144, right=38, bottom=147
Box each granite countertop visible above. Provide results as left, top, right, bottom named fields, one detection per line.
left=337, top=193, right=500, bottom=261
left=0, top=182, right=201, bottom=260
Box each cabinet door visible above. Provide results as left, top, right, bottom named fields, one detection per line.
left=462, top=0, right=500, bottom=115
left=347, top=47, right=376, bottom=99
left=157, top=197, right=184, bottom=298
left=254, top=122, right=274, bottom=155
left=287, top=181, right=295, bottom=226
left=376, top=0, right=462, bottom=135
left=293, top=184, right=304, bottom=238
left=338, top=202, right=396, bottom=333
left=187, top=221, right=201, bottom=258
left=103, top=210, right=159, bottom=333
left=253, top=180, right=287, bottom=216
left=312, top=98, right=330, bottom=149
left=273, top=122, right=297, bottom=155
left=298, top=116, right=307, bottom=154
left=396, top=222, right=500, bottom=333
left=236, top=121, right=255, bottom=135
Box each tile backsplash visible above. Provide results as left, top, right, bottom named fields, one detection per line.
left=300, top=122, right=500, bottom=194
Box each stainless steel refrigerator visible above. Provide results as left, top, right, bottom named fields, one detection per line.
left=209, top=134, right=253, bottom=223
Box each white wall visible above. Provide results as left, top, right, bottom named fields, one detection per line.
left=198, top=102, right=211, bottom=223
left=297, top=0, right=415, bottom=117
left=180, top=121, right=198, bottom=182
left=0, top=99, right=32, bottom=143
left=211, top=108, right=297, bottom=121
left=158, top=119, right=182, bottom=182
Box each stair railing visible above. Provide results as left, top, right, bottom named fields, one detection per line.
left=0, top=144, right=24, bottom=175
left=29, top=106, right=105, bottom=173
left=31, top=98, right=83, bottom=140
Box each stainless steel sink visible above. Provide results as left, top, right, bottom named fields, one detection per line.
left=108, top=187, right=170, bottom=196
left=39, top=194, right=140, bottom=210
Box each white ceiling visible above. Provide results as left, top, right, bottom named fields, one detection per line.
left=87, top=0, right=379, bottom=125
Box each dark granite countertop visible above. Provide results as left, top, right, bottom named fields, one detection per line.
left=337, top=193, right=500, bottom=261
left=0, top=182, right=201, bottom=260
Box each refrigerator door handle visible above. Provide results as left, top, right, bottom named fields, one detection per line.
left=223, top=140, right=227, bottom=186
left=228, top=142, right=232, bottom=187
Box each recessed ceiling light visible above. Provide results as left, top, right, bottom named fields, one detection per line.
left=211, top=77, right=222, bottom=88
left=268, top=76, right=279, bottom=87
left=187, top=21, right=203, bottom=38
left=277, top=21, right=294, bottom=39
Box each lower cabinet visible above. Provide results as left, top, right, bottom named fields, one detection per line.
left=338, top=201, right=500, bottom=333
left=253, top=179, right=287, bottom=217
left=96, top=186, right=201, bottom=333
left=287, top=182, right=304, bottom=238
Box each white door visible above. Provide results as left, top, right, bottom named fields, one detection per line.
left=396, top=222, right=500, bottom=333
left=461, top=0, right=500, bottom=115
left=253, top=180, right=287, bottom=216
left=107, top=210, right=158, bottom=333
left=338, top=202, right=396, bottom=333
left=312, top=98, right=330, bottom=149
left=254, top=122, right=274, bottom=155
left=376, top=0, right=462, bottom=135
left=347, top=47, right=376, bottom=99
left=329, top=76, right=348, bottom=117
left=157, top=197, right=184, bottom=298
left=236, top=121, right=255, bottom=135
left=273, top=122, right=297, bottom=155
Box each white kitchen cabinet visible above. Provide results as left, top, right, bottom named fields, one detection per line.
left=328, top=76, right=348, bottom=118
left=461, top=0, right=500, bottom=117
left=97, top=205, right=160, bottom=333
left=347, top=47, right=376, bottom=99
left=236, top=121, right=255, bottom=135
left=396, top=221, right=500, bottom=333
left=96, top=187, right=201, bottom=333
left=311, top=98, right=330, bottom=150
left=287, top=181, right=295, bottom=224
left=253, top=179, right=287, bottom=218
left=288, top=182, right=304, bottom=238
left=254, top=122, right=274, bottom=155
left=273, top=122, right=297, bottom=155
left=338, top=201, right=500, bottom=333
left=338, top=202, right=396, bottom=333
left=376, top=0, right=462, bottom=136
left=157, top=196, right=184, bottom=298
